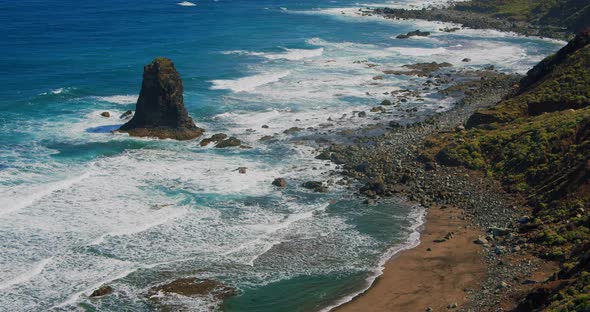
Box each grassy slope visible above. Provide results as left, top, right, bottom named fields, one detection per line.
left=424, top=30, right=590, bottom=311
left=454, top=0, right=590, bottom=32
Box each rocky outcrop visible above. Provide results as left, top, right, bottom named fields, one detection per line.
left=396, top=30, right=431, bottom=39
left=90, top=285, right=113, bottom=298
left=148, top=278, right=236, bottom=299
left=117, top=57, right=204, bottom=140
left=520, top=28, right=590, bottom=92
left=272, top=178, right=287, bottom=187
left=215, top=137, right=241, bottom=148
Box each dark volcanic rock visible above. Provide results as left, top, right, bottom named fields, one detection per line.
left=397, top=29, right=431, bottom=39
left=100, top=112, right=110, bottom=118
left=90, top=285, right=113, bottom=298
left=272, top=178, right=287, bottom=187
left=200, top=133, right=228, bottom=146
left=118, top=57, right=204, bottom=140
left=302, top=181, right=327, bottom=193
left=215, top=137, right=241, bottom=148
left=120, top=110, right=133, bottom=119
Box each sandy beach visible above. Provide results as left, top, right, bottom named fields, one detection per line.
left=337, top=206, right=485, bottom=311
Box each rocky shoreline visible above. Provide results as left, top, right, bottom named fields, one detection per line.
left=369, top=7, right=572, bottom=41
left=309, top=70, right=560, bottom=310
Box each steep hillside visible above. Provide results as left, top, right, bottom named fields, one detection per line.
left=424, top=29, right=590, bottom=311
left=454, top=0, right=590, bottom=32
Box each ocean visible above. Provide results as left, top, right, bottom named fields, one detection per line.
left=0, top=0, right=563, bottom=311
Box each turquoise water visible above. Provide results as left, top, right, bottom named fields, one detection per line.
left=0, top=0, right=563, bottom=311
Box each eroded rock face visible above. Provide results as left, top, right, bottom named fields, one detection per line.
left=118, top=57, right=204, bottom=140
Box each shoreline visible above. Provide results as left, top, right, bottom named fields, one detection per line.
left=335, top=205, right=485, bottom=312
left=314, top=59, right=556, bottom=309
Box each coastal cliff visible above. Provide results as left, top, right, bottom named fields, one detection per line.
left=118, top=57, right=204, bottom=140
left=424, top=29, right=590, bottom=311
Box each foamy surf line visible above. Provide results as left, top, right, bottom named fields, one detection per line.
left=209, top=70, right=291, bottom=92
left=0, top=258, right=53, bottom=291
left=222, top=48, right=324, bottom=61
left=0, top=171, right=93, bottom=217
left=93, top=95, right=138, bottom=105
left=320, top=205, right=426, bottom=312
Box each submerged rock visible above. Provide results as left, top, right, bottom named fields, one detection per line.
left=215, top=137, right=241, bottom=148
left=396, top=29, right=431, bottom=39
left=148, top=278, right=236, bottom=300
left=272, top=178, right=287, bottom=187
left=100, top=112, right=110, bottom=118
left=200, top=133, right=228, bottom=146
left=120, top=110, right=133, bottom=119
left=302, top=181, right=327, bottom=193
left=90, top=285, right=113, bottom=298
left=117, top=57, right=204, bottom=140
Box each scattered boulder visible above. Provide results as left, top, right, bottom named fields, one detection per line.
left=236, top=167, right=247, bottom=174
left=90, top=285, right=113, bottom=298
left=215, top=137, right=241, bottom=148
left=261, top=125, right=269, bottom=129
left=302, top=181, right=327, bottom=193
left=272, top=178, right=287, bottom=187
left=200, top=133, right=228, bottom=146
left=462, top=58, right=472, bottom=62
left=283, top=127, right=304, bottom=134
left=117, top=57, right=205, bottom=140
left=380, top=99, right=393, bottom=106
left=474, top=236, right=489, bottom=245
left=100, top=112, right=110, bottom=118
left=315, top=150, right=332, bottom=160
left=357, top=111, right=367, bottom=118
left=440, top=27, right=460, bottom=33
left=397, top=30, right=431, bottom=39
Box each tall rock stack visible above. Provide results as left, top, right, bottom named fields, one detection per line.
left=118, top=57, right=204, bottom=140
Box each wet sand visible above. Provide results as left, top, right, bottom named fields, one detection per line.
left=336, top=206, right=485, bottom=311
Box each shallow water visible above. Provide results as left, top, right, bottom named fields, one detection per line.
left=0, top=0, right=563, bottom=311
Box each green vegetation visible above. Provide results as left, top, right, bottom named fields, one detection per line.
left=467, top=45, right=590, bottom=125
left=424, top=31, right=590, bottom=309
left=454, top=0, right=590, bottom=32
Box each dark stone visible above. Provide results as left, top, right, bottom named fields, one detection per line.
left=200, top=133, right=228, bottom=146
left=381, top=99, right=393, bottom=106
left=302, top=181, right=327, bottom=193
left=397, top=30, right=430, bottom=39
left=358, top=111, right=367, bottom=118
left=118, top=58, right=204, bottom=140
left=315, top=150, right=332, bottom=160
left=120, top=110, right=133, bottom=119
left=272, top=178, right=287, bottom=187
left=90, top=285, right=113, bottom=298
left=100, top=112, right=110, bottom=118
left=215, top=137, right=241, bottom=148
left=236, top=167, right=247, bottom=174
left=283, top=127, right=304, bottom=134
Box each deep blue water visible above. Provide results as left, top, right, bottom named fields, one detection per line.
left=0, top=0, right=563, bottom=311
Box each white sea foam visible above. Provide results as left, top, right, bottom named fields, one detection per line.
left=0, top=258, right=52, bottom=291
left=210, top=70, right=291, bottom=92
left=0, top=171, right=92, bottom=217
left=177, top=1, right=196, bottom=7
left=320, top=206, right=427, bottom=312
left=223, top=48, right=324, bottom=61
left=94, top=95, right=137, bottom=105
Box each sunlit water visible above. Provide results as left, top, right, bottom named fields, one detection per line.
left=0, top=0, right=563, bottom=310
